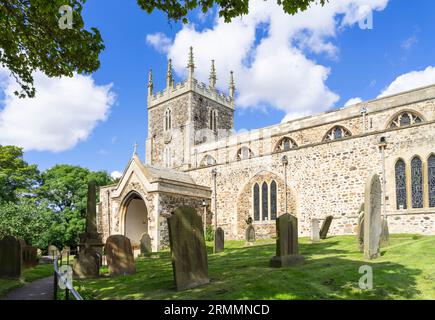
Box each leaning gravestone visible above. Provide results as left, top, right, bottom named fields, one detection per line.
left=364, top=174, right=382, bottom=260
left=140, top=232, right=152, bottom=255
left=270, top=213, right=304, bottom=267
left=0, top=235, right=22, bottom=279
left=73, top=247, right=100, bottom=279
left=105, top=235, right=136, bottom=276
left=214, top=227, right=224, bottom=253
left=319, top=215, right=333, bottom=239
left=167, top=207, right=209, bottom=291
left=310, top=219, right=320, bottom=242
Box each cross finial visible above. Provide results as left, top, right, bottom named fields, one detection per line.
left=209, top=60, right=217, bottom=89
left=133, top=142, right=138, bottom=156
left=187, top=46, right=195, bottom=81
left=166, top=59, right=174, bottom=90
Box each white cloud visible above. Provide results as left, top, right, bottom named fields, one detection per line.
left=147, top=0, right=389, bottom=120
left=146, top=32, right=172, bottom=54
left=0, top=68, right=116, bottom=152
left=401, top=35, right=418, bottom=50
left=379, top=66, right=435, bottom=97
left=111, top=170, right=123, bottom=180
left=344, top=97, right=363, bottom=106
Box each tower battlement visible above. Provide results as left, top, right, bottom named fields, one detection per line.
left=147, top=47, right=235, bottom=110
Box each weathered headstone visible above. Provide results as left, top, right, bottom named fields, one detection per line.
left=270, top=213, right=304, bottom=267
left=140, top=232, right=152, bottom=255
left=48, top=245, right=60, bottom=257
left=167, top=207, right=209, bottom=291
left=245, top=217, right=255, bottom=244
left=364, top=174, right=382, bottom=260
left=73, top=247, right=100, bottom=279
left=380, top=219, right=390, bottom=247
left=319, top=215, right=333, bottom=239
left=0, top=236, right=22, bottom=279
left=22, top=244, right=38, bottom=268
left=310, top=219, right=320, bottom=242
left=214, top=227, right=224, bottom=253
left=105, top=235, right=136, bottom=276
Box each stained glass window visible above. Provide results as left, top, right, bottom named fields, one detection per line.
left=429, top=155, right=435, bottom=208
left=262, top=182, right=268, bottom=220
left=411, top=157, right=423, bottom=208
left=270, top=181, right=277, bottom=220
left=395, top=159, right=407, bottom=209
left=253, top=184, right=260, bottom=221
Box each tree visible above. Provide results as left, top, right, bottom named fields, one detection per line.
left=0, top=199, right=52, bottom=249
left=137, top=0, right=328, bottom=23
left=37, top=164, right=113, bottom=246
left=0, top=145, right=40, bottom=203
left=0, top=0, right=104, bottom=98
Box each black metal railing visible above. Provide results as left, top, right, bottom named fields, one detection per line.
left=53, top=251, right=83, bottom=300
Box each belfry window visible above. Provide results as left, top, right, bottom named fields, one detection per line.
left=164, top=108, right=172, bottom=131
left=411, top=157, right=423, bottom=208
left=389, top=111, right=423, bottom=129
left=395, top=159, right=407, bottom=209
left=323, top=126, right=352, bottom=142
left=429, top=155, right=435, bottom=208
left=209, top=110, right=217, bottom=132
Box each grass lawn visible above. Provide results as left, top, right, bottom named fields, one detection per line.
left=77, top=234, right=435, bottom=300
left=0, top=263, right=53, bottom=298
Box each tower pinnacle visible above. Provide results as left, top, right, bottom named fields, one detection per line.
left=187, top=46, right=195, bottom=81
left=229, top=70, right=235, bottom=102
left=209, top=60, right=217, bottom=89
left=166, top=59, right=174, bottom=90
left=148, top=69, right=153, bottom=97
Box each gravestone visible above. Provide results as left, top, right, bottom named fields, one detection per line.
left=0, top=235, right=22, bottom=279
left=22, top=245, right=38, bottom=268
left=140, top=232, right=152, bottom=255
left=310, top=219, right=320, bottom=242
left=214, top=227, right=224, bottom=253
left=319, top=216, right=333, bottom=239
left=167, top=207, right=209, bottom=291
left=380, top=219, right=390, bottom=247
left=245, top=217, right=255, bottom=244
left=105, top=235, right=136, bottom=276
left=270, top=213, right=304, bottom=267
left=364, top=174, right=382, bottom=260
left=48, top=245, right=60, bottom=257
left=73, top=247, right=100, bottom=279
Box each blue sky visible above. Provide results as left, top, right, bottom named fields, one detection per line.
left=1, top=0, right=434, bottom=176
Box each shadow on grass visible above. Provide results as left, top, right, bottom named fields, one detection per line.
left=77, top=238, right=423, bottom=300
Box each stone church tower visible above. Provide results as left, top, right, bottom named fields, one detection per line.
left=145, top=47, right=235, bottom=170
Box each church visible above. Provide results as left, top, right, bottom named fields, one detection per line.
left=96, top=47, right=435, bottom=253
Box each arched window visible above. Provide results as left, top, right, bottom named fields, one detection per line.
left=389, top=111, right=423, bottom=129
left=237, top=146, right=253, bottom=161
left=411, top=157, right=423, bottom=208
left=323, top=126, right=352, bottom=142
left=200, top=155, right=216, bottom=167
left=395, top=159, right=407, bottom=209
left=209, top=110, right=217, bottom=132
left=164, top=146, right=171, bottom=168
left=262, top=182, right=268, bottom=221
left=275, top=137, right=298, bottom=152
left=253, top=183, right=260, bottom=221
left=428, top=155, right=435, bottom=208
left=164, top=108, right=172, bottom=131
left=270, top=181, right=277, bottom=220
